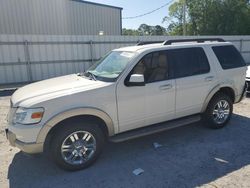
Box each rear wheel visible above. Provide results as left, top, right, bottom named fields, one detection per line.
left=50, top=121, right=105, bottom=171
left=204, top=93, right=233, bottom=129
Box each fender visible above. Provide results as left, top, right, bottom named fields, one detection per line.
left=36, top=107, right=115, bottom=143
left=201, top=83, right=236, bottom=113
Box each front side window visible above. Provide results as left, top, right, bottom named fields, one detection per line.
left=212, top=45, right=246, bottom=69
left=132, top=51, right=169, bottom=83
left=167, top=47, right=210, bottom=78
left=84, top=51, right=136, bottom=82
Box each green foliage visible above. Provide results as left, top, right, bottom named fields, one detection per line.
left=122, top=28, right=140, bottom=36
left=122, top=24, right=167, bottom=36
left=164, top=0, right=250, bottom=35
left=162, top=0, right=186, bottom=35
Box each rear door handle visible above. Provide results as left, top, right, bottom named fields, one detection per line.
left=159, top=84, right=172, bottom=90
left=205, top=76, right=214, bottom=82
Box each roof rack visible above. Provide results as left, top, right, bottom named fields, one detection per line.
left=163, top=38, right=225, bottom=45
left=137, top=41, right=164, bottom=46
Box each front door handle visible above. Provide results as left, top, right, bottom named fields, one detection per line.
left=160, top=84, right=172, bottom=90
left=205, top=76, right=214, bottom=82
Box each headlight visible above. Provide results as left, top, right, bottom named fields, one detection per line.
left=13, top=107, right=44, bottom=125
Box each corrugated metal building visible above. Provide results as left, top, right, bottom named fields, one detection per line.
left=0, top=0, right=122, bottom=35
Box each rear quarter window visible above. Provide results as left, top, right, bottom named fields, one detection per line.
left=212, top=45, right=246, bottom=69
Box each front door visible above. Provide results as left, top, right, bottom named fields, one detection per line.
left=116, top=51, right=176, bottom=132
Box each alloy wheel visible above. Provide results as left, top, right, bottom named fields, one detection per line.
left=212, top=100, right=230, bottom=124
left=61, top=131, right=96, bottom=165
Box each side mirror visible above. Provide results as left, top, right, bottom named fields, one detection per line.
left=126, top=74, right=145, bottom=86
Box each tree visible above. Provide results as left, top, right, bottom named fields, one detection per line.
left=153, top=25, right=167, bottom=35
left=138, top=24, right=152, bottom=35
left=123, top=24, right=167, bottom=36
left=122, top=28, right=140, bottom=36
left=163, top=0, right=250, bottom=35
left=162, top=0, right=186, bottom=35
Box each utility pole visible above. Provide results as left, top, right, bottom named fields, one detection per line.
left=183, top=0, right=187, bottom=36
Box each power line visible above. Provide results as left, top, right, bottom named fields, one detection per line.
left=122, top=0, right=176, bottom=19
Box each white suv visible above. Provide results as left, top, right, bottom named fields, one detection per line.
left=6, top=38, right=247, bottom=171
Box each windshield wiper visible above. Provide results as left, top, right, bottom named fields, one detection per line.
left=87, top=71, right=97, bottom=81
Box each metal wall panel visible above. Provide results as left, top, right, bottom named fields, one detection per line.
left=0, top=0, right=122, bottom=35
left=0, top=35, right=250, bottom=85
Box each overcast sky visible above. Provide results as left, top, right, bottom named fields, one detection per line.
left=87, top=0, right=172, bottom=29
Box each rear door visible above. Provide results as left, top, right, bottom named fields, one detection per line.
left=167, top=47, right=216, bottom=118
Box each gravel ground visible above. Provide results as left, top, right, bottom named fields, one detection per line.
left=0, top=94, right=250, bottom=188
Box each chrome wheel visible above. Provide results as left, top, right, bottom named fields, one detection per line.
left=212, top=100, right=230, bottom=124
left=61, top=131, right=96, bottom=165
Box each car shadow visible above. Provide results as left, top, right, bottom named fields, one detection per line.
left=7, top=113, right=250, bottom=188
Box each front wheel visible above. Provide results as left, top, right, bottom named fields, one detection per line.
left=203, top=93, right=233, bottom=129
left=50, top=121, right=105, bottom=171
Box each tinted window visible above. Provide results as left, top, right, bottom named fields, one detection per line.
left=167, top=48, right=210, bottom=78
left=132, top=51, right=169, bottom=83
left=212, top=45, right=246, bottom=69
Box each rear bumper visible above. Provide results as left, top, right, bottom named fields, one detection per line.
left=236, top=82, right=247, bottom=103
left=6, top=129, right=43, bottom=154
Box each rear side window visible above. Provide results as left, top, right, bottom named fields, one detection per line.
left=167, top=47, right=210, bottom=79
left=212, top=45, right=246, bottom=69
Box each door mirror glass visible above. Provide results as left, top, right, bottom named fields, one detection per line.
left=129, top=74, right=145, bottom=83
left=127, top=74, right=145, bottom=86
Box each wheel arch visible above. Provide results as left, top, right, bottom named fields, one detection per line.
left=202, top=85, right=235, bottom=112
left=36, top=108, right=115, bottom=146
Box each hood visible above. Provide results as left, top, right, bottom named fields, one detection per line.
left=247, top=66, right=250, bottom=78
left=11, top=74, right=109, bottom=107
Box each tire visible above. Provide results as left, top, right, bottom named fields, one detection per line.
left=50, top=120, right=105, bottom=171
left=203, top=93, right=233, bottom=129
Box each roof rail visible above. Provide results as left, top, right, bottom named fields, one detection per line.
left=137, top=41, right=164, bottom=46
left=163, top=38, right=225, bottom=45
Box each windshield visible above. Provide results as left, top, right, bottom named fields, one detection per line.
left=83, top=51, right=136, bottom=82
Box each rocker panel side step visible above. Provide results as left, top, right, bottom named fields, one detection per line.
left=110, top=115, right=201, bottom=143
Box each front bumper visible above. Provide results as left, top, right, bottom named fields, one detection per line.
left=5, top=129, right=43, bottom=154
